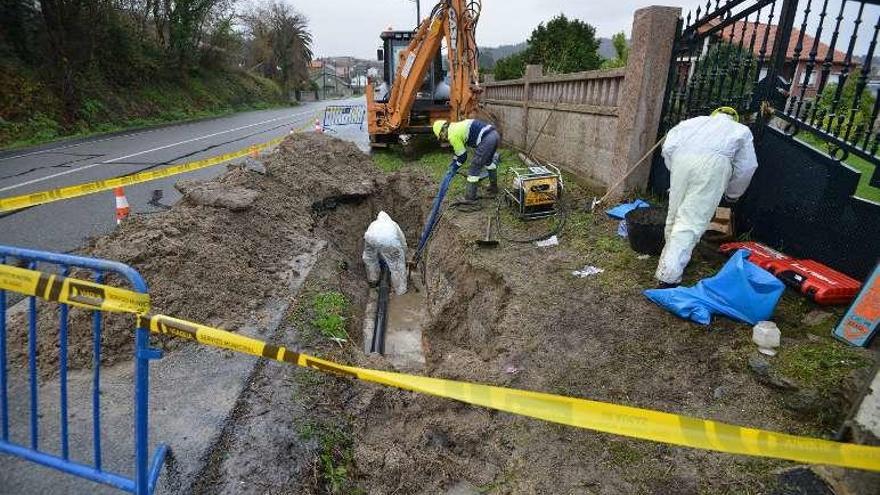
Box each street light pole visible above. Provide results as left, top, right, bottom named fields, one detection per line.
left=408, top=0, right=420, bottom=27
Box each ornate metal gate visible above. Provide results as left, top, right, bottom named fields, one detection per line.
left=652, top=0, right=880, bottom=280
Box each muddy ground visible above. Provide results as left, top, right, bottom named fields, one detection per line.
left=268, top=138, right=877, bottom=494
left=5, top=133, right=876, bottom=494
left=5, top=133, right=378, bottom=377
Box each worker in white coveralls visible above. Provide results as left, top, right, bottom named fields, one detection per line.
left=655, top=107, right=759, bottom=288
left=363, top=211, right=408, bottom=295
left=433, top=118, right=500, bottom=205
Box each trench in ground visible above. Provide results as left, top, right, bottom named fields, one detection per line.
left=315, top=170, right=510, bottom=373
left=298, top=159, right=877, bottom=494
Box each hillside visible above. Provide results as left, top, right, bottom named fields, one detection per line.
left=0, top=0, right=311, bottom=150
left=480, top=37, right=627, bottom=69
left=0, top=62, right=286, bottom=149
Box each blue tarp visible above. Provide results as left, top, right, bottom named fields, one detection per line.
left=643, top=250, right=785, bottom=325
left=606, top=199, right=650, bottom=220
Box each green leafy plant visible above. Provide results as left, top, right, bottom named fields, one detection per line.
left=601, top=31, right=629, bottom=69
left=812, top=76, right=877, bottom=145
left=311, top=291, right=349, bottom=341
left=492, top=14, right=602, bottom=80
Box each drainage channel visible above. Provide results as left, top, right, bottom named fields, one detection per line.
left=362, top=263, right=427, bottom=370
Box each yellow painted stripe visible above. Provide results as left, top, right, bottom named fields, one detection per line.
left=4, top=264, right=879, bottom=472
left=0, top=136, right=285, bottom=213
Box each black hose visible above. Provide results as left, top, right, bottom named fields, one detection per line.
left=493, top=193, right=569, bottom=244
left=370, top=261, right=390, bottom=355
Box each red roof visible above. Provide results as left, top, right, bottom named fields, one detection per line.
left=700, top=21, right=847, bottom=63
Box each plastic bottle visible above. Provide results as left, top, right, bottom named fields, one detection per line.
left=752, top=321, right=781, bottom=356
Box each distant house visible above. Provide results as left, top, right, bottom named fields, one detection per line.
left=350, top=75, right=368, bottom=88
left=698, top=21, right=849, bottom=99
left=309, top=60, right=353, bottom=98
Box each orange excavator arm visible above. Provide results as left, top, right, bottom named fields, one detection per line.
left=367, top=0, right=481, bottom=137
left=384, top=12, right=447, bottom=130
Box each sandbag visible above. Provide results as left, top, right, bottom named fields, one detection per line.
left=643, top=249, right=784, bottom=325
left=363, top=211, right=408, bottom=295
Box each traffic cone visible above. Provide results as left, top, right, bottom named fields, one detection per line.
left=114, top=187, right=130, bottom=225
left=314, top=118, right=323, bottom=133
left=250, top=145, right=259, bottom=159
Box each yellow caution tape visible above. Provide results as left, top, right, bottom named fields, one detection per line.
left=135, top=313, right=880, bottom=472
left=4, top=264, right=880, bottom=472
left=0, top=136, right=285, bottom=213
left=0, top=264, right=149, bottom=314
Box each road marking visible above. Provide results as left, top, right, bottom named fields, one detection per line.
left=0, top=110, right=315, bottom=193
left=0, top=106, right=322, bottom=162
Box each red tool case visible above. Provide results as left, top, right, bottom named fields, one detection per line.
left=718, top=241, right=793, bottom=270
left=719, top=242, right=862, bottom=305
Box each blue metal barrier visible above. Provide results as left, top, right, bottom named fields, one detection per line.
left=322, top=104, right=366, bottom=130
left=0, top=245, right=167, bottom=494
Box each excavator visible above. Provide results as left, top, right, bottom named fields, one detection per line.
left=366, top=0, right=482, bottom=147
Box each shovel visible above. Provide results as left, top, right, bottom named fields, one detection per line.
left=590, top=137, right=665, bottom=212
left=476, top=214, right=499, bottom=248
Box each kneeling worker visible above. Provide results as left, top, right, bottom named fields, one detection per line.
left=432, top=118, right=499, bottom=204
left=655, top=107, right=759, bottom=288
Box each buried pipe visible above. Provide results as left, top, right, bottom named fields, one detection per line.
left=370, top=260, right=391, bottom=354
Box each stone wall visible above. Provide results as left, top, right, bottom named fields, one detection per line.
left=479, top=6, right=680, bottom=193
left=482, top=67, right=624, bottom=184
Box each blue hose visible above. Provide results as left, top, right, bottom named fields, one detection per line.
left=413, top=159, right=460, bottom=264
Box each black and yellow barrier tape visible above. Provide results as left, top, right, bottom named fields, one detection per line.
left=0, top=264, right=150, bottom=314
left=3, top=265, right=879, bottom=472
left=0, top=136, right=286, bottom=213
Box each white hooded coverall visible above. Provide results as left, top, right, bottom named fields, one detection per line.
left=655, top=114, right=759, bottom=284
left=363, top=211, right=408, bottom=295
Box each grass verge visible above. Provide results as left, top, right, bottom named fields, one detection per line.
left=310, top=291, right=350, bottom=342
left=0, top=68, right=291, bottom=150
left=795, top=131, right=880, bottom=203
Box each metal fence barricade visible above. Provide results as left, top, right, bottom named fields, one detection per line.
left=0, top=245, right=167, bottom=494
left=322, top=104, right=366, bottom=130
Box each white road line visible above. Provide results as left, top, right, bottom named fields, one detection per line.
left=0, top=105, right=317, bottom=162
left=0, top=109, right=316, bottom=193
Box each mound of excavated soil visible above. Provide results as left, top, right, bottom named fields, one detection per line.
left=6, top=133, right=380, bottom=377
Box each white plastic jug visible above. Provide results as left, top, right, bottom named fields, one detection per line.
left=752, top=321, right=781, bottom=356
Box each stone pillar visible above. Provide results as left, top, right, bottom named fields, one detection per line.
left=609, top=6, right=681, bottom=196
left=813, top=367, right=880, bottom=492
left=522, top=64, right=543, bottom=150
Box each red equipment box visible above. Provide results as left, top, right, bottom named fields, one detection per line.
left=718, top=241, right=793, bottom=271
left=771, top=259, right=862, bottom=305
left=719, top=242, right=862, bottom=305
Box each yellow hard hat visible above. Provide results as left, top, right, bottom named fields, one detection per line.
left=432, top=120, right=448, bottom=139
left=711, top=106, right=740, bottom=122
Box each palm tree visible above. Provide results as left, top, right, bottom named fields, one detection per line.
left=268, top=2, right=313, bottom=93
left=243, top=1, right=313, bottom=93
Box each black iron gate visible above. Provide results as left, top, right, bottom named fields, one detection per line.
left=652, top=0, right=880, bottom=279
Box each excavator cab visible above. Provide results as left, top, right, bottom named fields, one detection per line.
left=371, top=30, right=450, bottom=145
left=365, top=0, right=480, bottom=147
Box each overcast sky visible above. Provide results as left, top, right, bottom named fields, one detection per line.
left=293, top=0, right=880, bottom=60
left=296, top=0, right=705, bottom=59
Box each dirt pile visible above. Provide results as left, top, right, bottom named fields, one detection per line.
left=6, top=132, right=380, bottom=377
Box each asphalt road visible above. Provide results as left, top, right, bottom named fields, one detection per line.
left=0, top=97, right=368, bottom=254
